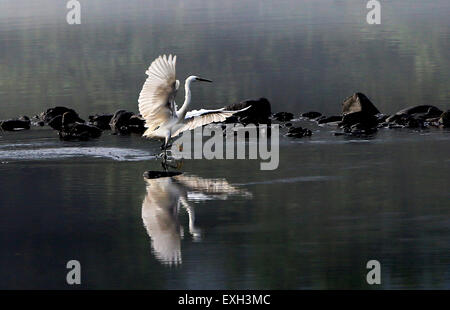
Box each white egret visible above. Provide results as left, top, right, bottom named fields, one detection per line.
left=138, top=54, right=247, bottom=158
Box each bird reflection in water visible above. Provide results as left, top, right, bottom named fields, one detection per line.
left=141, top=171, right=251, bottom=265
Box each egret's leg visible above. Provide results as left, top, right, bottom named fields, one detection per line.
left=163, top=134, right=170, bottom=161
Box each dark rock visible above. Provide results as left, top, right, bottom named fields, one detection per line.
left=225, top=97, right=272, bottom=125
left=0, top=118, right=31, bottom=131
left=48, top=110, right=83, bottom=131
left=59, top=123, right=102, bottom=141
left=342, top=93, right=380, bottom=115
left=40, top=106, right=84, bottom=124
left=438, top=110, right=450, bottom=128
left=386, top=105, right=443, bottom=125
left=109, top=110, right=135, bottom=133
left=317, top=115, right=342, bottom=124
left=301, top=111, right=322, bottom=119
left=285, top=126, right=312, bottom=138
left=339, top=111, right=379, bottom=130
left=285, top=122, right=292, bottom=127
left=88, top=114, right=113, bottom=130
left=47, top=115, right=63, bottom=130
left=375, top=114, right=389, bottom=123
left=127, top=115, right=146, bottom=134
left=273, top=112, right=294, bottom=122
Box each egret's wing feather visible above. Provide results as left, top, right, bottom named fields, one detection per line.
left=172, top=109, right=235, bottom=137
left=138, top=55, right=178, bottom=132
left=172, top=106, right=251, bottom=137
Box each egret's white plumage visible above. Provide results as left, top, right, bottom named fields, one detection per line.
left=138, top=54, right=247, bottom=153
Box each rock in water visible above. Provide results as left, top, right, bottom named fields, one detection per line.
left=59, top=123, right=102, bottom=141
left=439, top=110, right=450, bottom=128
left=342, top=93, right=380, bottom=115
left=224, top=98, right=272, bottom=125
left=88, top=114, right=113, bottom=130
left=48, top=110, right=83, bottom=131
left=317, top=115, right=342, bottom=124
left=385, top=105, right=443, bottom=128
left=127, top=115, right=146, bottom=134
left=337, top=93, right=381, bottom=134
left=109, top=110, right=145, bottom=134
left=273, top=112, right=294, bottom=122
left=339, top=111, right=379, bottom=129
left=285, top=126, right=312, bottom=138
left=109, top=110, right=134, bottom=133
left=0, top=117, right=31, bottom=131
left=40, top=106, right=85, bottom=124
left=301, top=111, right=322, bottom=119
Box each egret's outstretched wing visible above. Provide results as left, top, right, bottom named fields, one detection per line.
left=138, top=54, right=179, bottom=133
left=172, top=107, right=249, bottom=137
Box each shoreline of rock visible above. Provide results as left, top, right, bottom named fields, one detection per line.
left=1, top=94, right=448, bottom=141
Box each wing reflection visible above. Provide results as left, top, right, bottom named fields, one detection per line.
left=141, top=172, right=251, bottom=266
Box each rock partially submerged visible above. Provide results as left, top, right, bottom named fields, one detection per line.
left=88, top=114, right=113, bottom=130
left=301, top=111, right=322, bottom=119
left=47, top=110, right=83, bottom=131
left=58, top=111, right=102, bottom=140
left=438, top=110, right=450, bottom=128
left=285, top=126, right=312, bottom=138
left=0, top=116, right=31, bottom=131
left=339, top=111, right=378, bottom=131
left=273, top=112, right=294, bottom=122
left=35, top=107, right=103, bottom=140
left=59, top=123, right=102, bottom=141
left=317, top=115, right=342, bottom=124
left=225, top=97, right=272, bottom=125
left=385, top=105, right=443, bottom=128
left=336, top=93, right=382, bottom=135
left=109, top=110, right=146, bottom=134
left=39, top=106, right=85, bottom=124
left=342, top=92, right=380, bottom=115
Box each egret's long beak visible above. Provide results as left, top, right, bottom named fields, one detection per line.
left=196, top=77, right=213, bottom=83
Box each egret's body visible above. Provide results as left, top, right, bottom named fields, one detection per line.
left=138, top=55, right=246, bottom=156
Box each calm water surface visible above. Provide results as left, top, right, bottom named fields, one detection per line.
left=0, top=0, right=449, bottom=289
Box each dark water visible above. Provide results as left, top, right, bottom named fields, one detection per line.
left=0, top=0, right=450, bottom=289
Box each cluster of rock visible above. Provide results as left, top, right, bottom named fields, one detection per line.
left=1, top=93, right=448, bottom=141
left=0, top=106, right=147, bottom=141
left=297, top=92, right=450, bottom=136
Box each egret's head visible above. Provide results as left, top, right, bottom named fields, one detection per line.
left=187, top=75, right=213, bottom=84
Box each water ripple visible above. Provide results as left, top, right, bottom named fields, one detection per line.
left=0, top=147, right=155, bottom=161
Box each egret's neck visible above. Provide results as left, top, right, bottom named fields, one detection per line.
left=177, top=78, right=193, bottom=119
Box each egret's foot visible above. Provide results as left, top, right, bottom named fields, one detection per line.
left=160, top=143, right=173, bottom=150
left=157, top=149, right=173, bottom=158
